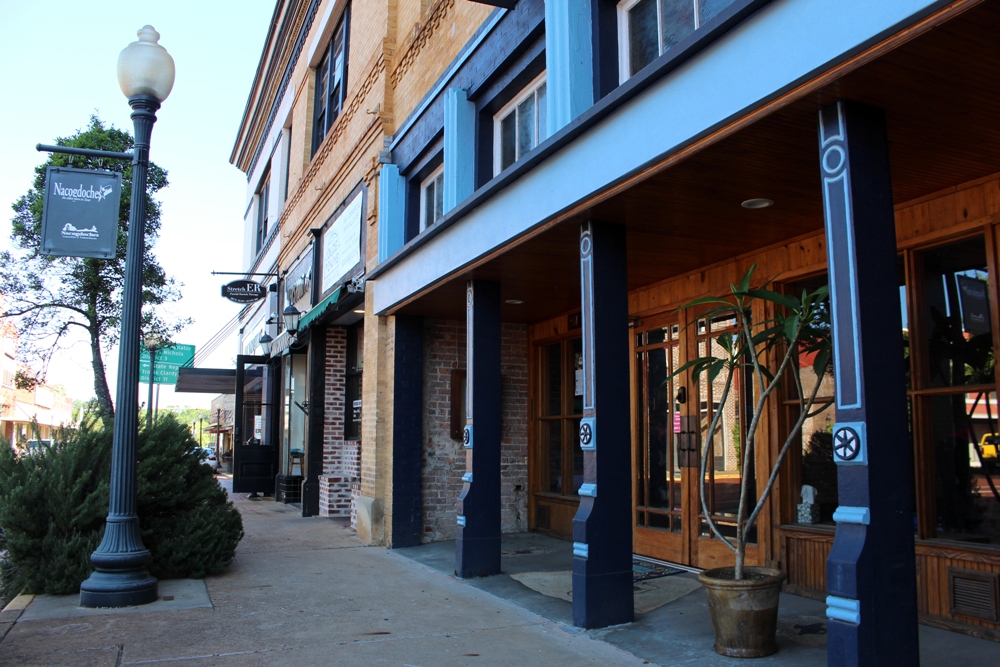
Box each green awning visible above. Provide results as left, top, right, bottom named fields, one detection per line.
left=298, top=287, right=342, bottom=331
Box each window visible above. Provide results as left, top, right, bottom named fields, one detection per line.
left=345, top=322, right=363, bottom=441
left=255, top=172, right=270, bottom=255
left=617, top=0, right=735, bottom=82
left=312, top=9, right=349, bottom=156
left=493, top=74, right=547, bottom=175
left=419, top=164, right=444, bottom=231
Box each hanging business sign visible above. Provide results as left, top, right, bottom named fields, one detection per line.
left=221, top=279, right=266, bottom=304
left=40, top=166, right=122, bottom=259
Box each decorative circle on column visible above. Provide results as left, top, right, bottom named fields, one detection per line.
left=463, top=426, right=471, bottom=446
left=580, top=232, right=592, bottom=258
left=822, top=144, right=846, bottom=175
left=833, top=426, right=861, bottom=461
left=467, top=290, right=473, bottom=306
left=579, top=422, right=593, bottom=446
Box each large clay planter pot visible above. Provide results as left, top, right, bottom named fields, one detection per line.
left=698, top=566, right=786, bottom=658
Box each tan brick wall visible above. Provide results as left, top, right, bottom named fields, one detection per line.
left=389, top=0, right=493, bottom=127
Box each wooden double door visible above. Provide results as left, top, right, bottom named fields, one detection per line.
left=632, top=310, right=762, bottom=570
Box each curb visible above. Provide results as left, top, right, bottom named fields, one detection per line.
left=0, top=593, right=34, bottom=642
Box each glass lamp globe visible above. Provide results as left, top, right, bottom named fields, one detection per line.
left=117, top=25, right=175, bottom=101
left=283, top=305, right=302, bottom=334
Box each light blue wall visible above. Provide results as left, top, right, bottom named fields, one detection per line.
left=444, top=87, right=476, bottom=211
left=373, top=0, right=942, bottom=314
left=545, top=0, right=594, bottom=136
left=377, top=164, right=405, bottom=264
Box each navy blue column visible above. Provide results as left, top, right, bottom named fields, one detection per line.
left=391, top=315, right=424, bottom=547
left=819, top=101, right=919, bottom=666
left=456, top=280, right=502, bottom=577
left=572, top=221, right=633, bottom=629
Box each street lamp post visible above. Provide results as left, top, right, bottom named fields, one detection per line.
left=79, top=25, right=174, bottom=608
left=145, top=336, right=161, bottom=430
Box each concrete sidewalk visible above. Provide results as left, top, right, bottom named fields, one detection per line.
left=0, top=492, right=649, bottom=666
left=2, top=483, right=997, bottom=666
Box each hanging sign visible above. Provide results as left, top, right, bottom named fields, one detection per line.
left=40, top=166, right=122, bottom=259
left=221, top=279, right=266, bottom=304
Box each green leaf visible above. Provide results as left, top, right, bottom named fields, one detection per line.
left=707, top=359, right=727, bottom=384
left=735, top=264, right=757, bottom=295
left=747, top=288, right=800, bottom=311
left=678, top=296, right=735, bottom=310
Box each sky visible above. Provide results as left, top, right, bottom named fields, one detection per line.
left=0, top=1, right=276, bottom=409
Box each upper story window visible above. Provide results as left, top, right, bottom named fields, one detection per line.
left=618, top=0, right=735, bottom=82
left=420, top=164, right=445, bottom=231
left=256, top=172, right=270, bottom=255
left=493, top=73, right=547, bottom=175
left=312, top=9, right=349, bottom=157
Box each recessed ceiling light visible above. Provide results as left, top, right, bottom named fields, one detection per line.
left=741, top=198, right=774, bottom=209
left=353, top=309, right=365, bottom=314
left=505, top=299, right=524, bottom=305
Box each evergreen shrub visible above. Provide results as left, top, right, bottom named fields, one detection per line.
left=0, top=415, right=243, bottom=599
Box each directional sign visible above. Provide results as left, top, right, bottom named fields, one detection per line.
left=139, top=344, right=195, bottom=385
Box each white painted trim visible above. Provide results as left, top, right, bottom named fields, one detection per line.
left=419, top=164, right=445, bottom=232
left=618, top=0, right=666, bottom=85
left=492, top=72, right=547, bottom=176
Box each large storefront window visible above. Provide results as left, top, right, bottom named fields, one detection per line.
left=345, top=323, right=363, bottom=441
left=911, top=237, right=1000, bottom=544
left=282, top=353, right=308, bottom=476
left=531, top=334, right=583, bottom=537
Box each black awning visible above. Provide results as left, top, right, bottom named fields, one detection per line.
left=175, top=367, right=262, bottom=394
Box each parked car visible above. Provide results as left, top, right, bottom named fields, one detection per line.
left=22, top=439, right=52, bottom=454
left=193, top=446, right=220, bottom=471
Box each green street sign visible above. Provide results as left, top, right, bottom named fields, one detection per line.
left=139, top=343, right=195, bottom=385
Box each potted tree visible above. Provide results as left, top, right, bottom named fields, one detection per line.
left=674, top=265, right=832, bottom=657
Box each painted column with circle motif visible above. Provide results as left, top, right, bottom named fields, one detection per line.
left=571, top=221, right=633, bottom=628
left=456, top=280, right=502, bottom=577
left=818, top=101, right=918, bottom=666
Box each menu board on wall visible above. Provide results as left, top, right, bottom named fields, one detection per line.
left=322, top=191, right=363, bottom=294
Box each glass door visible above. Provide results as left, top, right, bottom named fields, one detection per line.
left=633, top=308, right=763, bottom=569
left=634, top=318, right=690, bottom=562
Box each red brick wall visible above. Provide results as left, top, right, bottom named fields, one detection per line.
left=319, top=326, right=361, bottom=518
left=421, top=319, right=528, bottom=542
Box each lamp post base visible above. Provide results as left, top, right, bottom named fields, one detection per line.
left=79, top=569, right=158, bottom=608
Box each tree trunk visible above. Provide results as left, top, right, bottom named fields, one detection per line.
left=90, top=328, right=114, bottom=423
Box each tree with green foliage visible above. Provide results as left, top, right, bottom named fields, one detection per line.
left=0, top=116, right=189, bottom=423
left=0, top=415, right=243, bottom=601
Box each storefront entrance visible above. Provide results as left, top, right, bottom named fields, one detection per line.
left=632, top=309, right=762, bottom=571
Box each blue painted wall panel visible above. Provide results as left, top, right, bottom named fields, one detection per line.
left=444, top=88, right=476, bottom=211
left=377, top=164, right=406, bottom=263
left=545, top=0, right=595, bottom=135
